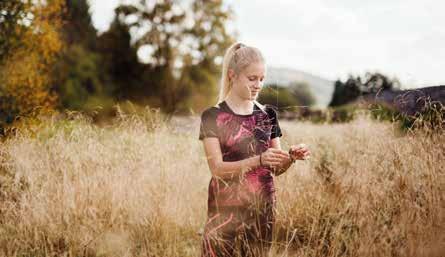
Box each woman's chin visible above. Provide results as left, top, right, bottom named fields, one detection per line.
left=242, top=95, right=256, bottom=101
left=249, top=94, right=258, bottom=100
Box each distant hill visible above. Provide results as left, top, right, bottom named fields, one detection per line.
left=265, top=67, right=335, bottom=108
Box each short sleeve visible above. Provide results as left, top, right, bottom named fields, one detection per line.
left=266, top=105, right=282, bottom=139
left=198, top=108, right=219, bottom=140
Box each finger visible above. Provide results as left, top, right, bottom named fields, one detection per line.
left=264, top=156, right=283, bottom=163
left=297, top=149, right=309, bottom=155
left=294, top=149, right=304, bottom=153
left=275, top=152, right=289, bottom=157
left=296, top=150, right=307, bottom=154
left=289, top=145, right=298, bottom=151
left=300, top=145, right=310, bottom=151
left=272, top=148, right=288, bottom=153
left=276, top=155, right=289, bottom=160
left=267, top=156, right=284, bottom=162
left=291, top=150, right=305, bottom=158
left=269, top=150, right=289, bottom=159
left=294, top=146, right=307, bottom=151
left=268, top=161, right=282, bottom=167
left=296, top=152, right=307, bottom=158
left=277, top=155, right=290, bottom=162
left=274, top=157, right=289, bottom=164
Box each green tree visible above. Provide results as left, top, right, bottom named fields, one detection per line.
left=289, top=81, right=316, bottom=107
left=54, top=0, right=112, bottom=111
left=53, top=45, right=110, bottom=110
left=96, top=15, right=143, bottom=101
left=183, top=0, right=235, bottom=111
left=258, top=84, right=301, bottom=110
left=362, top=72, right=401, bottom=93
left=0, top=1, right=32, bottom=62
left=62, top=0, right=97, bottom=48
left=329, top=72, right=401, bottom=107
left=115, top=0, right=187, bottom=113
left=188, top=0, right=235, bottom=65
left=329, top=76, right=361, bottom=107
left=115, top=0, right=234, bottom=113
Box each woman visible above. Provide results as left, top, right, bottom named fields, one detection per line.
left=198, top=42, right=310, bottom=257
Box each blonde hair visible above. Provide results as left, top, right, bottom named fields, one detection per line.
left=216, top=42, right=266, bottom=108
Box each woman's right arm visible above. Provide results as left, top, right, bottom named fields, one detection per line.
left=202, top=137, right=289, bottom=180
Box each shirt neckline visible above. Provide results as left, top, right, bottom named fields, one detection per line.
left=219, top=100, right=260, bottom=117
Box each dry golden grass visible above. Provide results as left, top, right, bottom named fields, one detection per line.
left=0, top=109, right=443, bottom=257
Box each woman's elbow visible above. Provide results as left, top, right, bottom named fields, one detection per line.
left=209, top=162, right=232, bottom=180
left=209, top=162, right=224, bottom=178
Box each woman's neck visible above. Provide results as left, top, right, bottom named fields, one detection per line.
left=225, top=93, right=254, bottom=115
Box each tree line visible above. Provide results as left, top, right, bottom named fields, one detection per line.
left=0, top=0, right=234, bottom=127
left=1, top=0, right=409, bottom=131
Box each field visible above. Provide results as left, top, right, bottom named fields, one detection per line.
left=0, top=109, right=444, bottom=257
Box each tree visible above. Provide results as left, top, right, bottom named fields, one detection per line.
left=258, top=84, right=305, bottom=110
left=329, top=72, right=400, bottom=107
left=115, top=0, right=235, bottom=113
left=53, top=0, right=112, bottom=111
left=53, top=45, right=109, bottom=110
left=188, top=0, right=235, bottom=66
left=62, top=0, right=97, bottom=48
left=289, top=81, right=316, bottom=107
left=114, top=0, right=187, bottom=113
left=0, top=0, right=64, bottom=126
left=183, top=0, right=235, bottom=111
left=0, top=1, right=32, bottom=62
left=96, top=15, right=144, bottom=101
left=329, top=76, right=361, bottom=107
left=362, top=72, right=401, bottom=93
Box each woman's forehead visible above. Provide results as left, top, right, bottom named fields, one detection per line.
left=242, top=62, right=266, bottom=76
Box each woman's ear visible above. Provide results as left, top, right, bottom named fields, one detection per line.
left=228, top=68, right=236, bottom=81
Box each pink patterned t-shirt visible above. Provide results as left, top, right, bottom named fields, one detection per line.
left=199, top=100, right=282, bottom=212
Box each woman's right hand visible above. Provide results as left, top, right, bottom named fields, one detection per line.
left=260, top=148, right=289, bottom=169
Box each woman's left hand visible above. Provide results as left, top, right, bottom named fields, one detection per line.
left=289, top=144, right=311, bottom=161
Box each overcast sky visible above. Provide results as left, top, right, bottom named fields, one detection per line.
left=89, top=0, right=445, bottom=88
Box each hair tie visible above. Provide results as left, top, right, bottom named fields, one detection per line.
left=232, top=43, right=245, bottom=64
left=235, top=43, right=245, bottom=51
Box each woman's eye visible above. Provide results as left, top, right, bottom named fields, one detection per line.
left=248, top=76, right=264, bottom=82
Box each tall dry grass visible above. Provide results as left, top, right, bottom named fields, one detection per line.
left=0, top=108, right=443, bottom=257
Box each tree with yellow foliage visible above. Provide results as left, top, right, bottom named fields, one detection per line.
left=0, top=0, right=64, bottom=128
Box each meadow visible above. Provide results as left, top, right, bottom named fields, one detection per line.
left=0, top=108, right=443, bottom=257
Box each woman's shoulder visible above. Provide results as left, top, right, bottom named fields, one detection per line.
left=200, top=104, right=222, bottom=119
left=255, top=101, right=279, bottom=117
